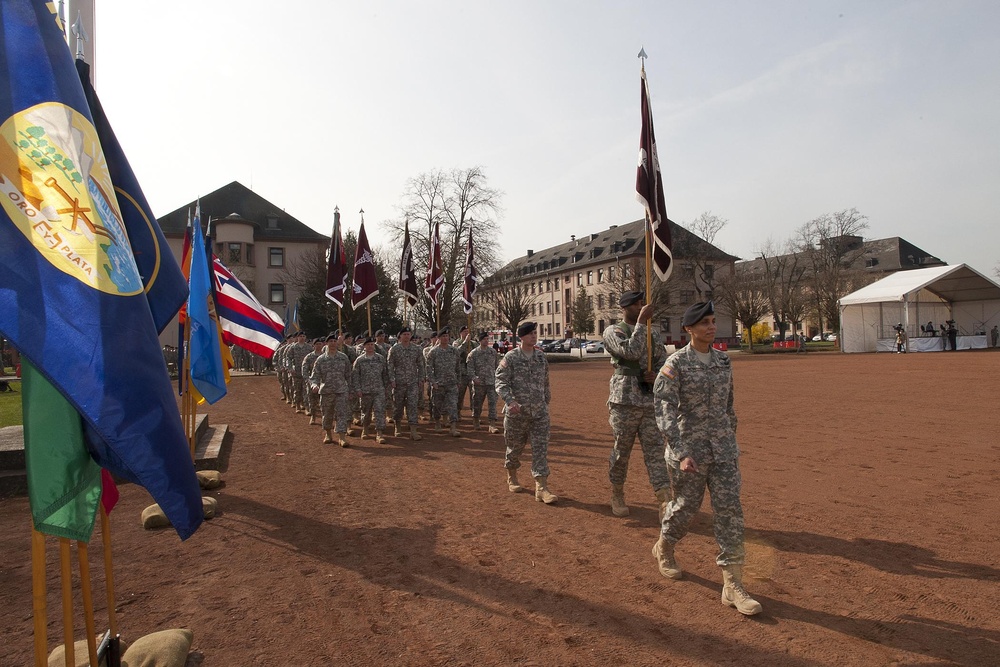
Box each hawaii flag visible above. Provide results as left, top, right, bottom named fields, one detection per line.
left=424, top=221, right=444, bottom=305
left=462, top=233, right=478, bottom=314
left=325, top=207, right=348, bottom=307
left=213, top=257, right=284, bottom=358
left=399, top=219, right=419, bottom=307
left=351, top=220, right=379, bottom=308
left=636, top=66, right=673, bottom=281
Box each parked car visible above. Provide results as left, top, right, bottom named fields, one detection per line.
left=586, top=341, right=605, bottom=353
left=811, top=332, right=835, bottom=342
left=538, top=339, right=556, bottom=351
left=547, top=339, right=573, bottom=353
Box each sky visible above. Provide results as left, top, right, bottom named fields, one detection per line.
left=89, top=0, right=1000, bottom=275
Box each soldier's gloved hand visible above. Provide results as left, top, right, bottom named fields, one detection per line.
left=642, top=370, right=657, bottom=383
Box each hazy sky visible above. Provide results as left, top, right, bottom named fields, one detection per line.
left=90, top=1, right=999, bottom=275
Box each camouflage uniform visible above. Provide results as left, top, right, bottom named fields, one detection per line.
left=274, top=343, right=289, bottom=401
left=454, top=335, right=476, bottom=416
left=375, top=339, right=394, bottom=418
left=467, top=345, right=499, bottom=424
left=387, top=342, right=426, bottom=425
left=495, top=347, right=551, bottom=478
left=352, top=352, right=389, bottom=432
left=603, top=320, right=670, bottom=493
left=426, top=344, right=461, bottom=424
left=301, top=348, right=321, bottom=417
left=287, top=341, right=311, bottom=411
left=423, top=342, right=437, bottom=421
left=653, top=344, right=744, bottom=567
left=309, top=350, right=352, bottom=433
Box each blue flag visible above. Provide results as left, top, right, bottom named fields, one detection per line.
left=187, top=206, right=227, bottom=404
left=75, top=58, right=187, bottom=333
left=0, top=0, right=203, bottom=539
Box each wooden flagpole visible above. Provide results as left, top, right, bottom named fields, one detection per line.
left=366, top=303, right=373, bottom=337
left=58, top=539, right=74, bottom=667
left=100, top=506, right=118, bottom=637
left=31, top=527, right=47, bottom=667
left=644, top=214, right=654, bottom=373
left=76, top=542, right=100, bottom=667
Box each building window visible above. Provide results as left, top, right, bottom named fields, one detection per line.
left=269, top=283, right=285, bottom=304
left=555, top=323, right=560, bottom=335
left=597, top=294, right=604, bottom=309
left=546, top=279, right=552, bottom=292
left=598, top=269, right=604, bottom=283
left=554, top=278, right=560, bottom=289
left=680, top=290, right=694, bottom=305
left=269, top=247, right=284, bottom=268
left=531, top=282, right=536, bottom=295
left=704, top=265, right=714, bottom=280
left=598, top=319, right=605, bottom=332
left=228, top=242, right=242, bottom=264
left=577, top=273, right=583, bottom=287
left=682, top=265, right=695, bottom=279
left=555, top=300, right=560, bottom=314
left=546, top=302, right=552, bottom=314
left=608, top=291, right=616, bottom=306
left=587, top=271, right=593, bottom=285
left=662, top=318, right=671, bottom=333
left=246, top=243, right=255, bottom=266
left=266, top=215, right=279, bottom=230
left=608, top=266, right=616, bottom=281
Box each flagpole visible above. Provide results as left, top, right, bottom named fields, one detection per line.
left=76, top=541, right=100, bottom=667
left=100, top=506, right=118, bottom=636
left=31, top=527, right=47, bottom=667
left=366, top=302, right=372, bottom=336
left=645, top=214, right=654, bottom=373
left=59, top=539, right=75, bottom=667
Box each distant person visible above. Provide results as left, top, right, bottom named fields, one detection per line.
left=651, top=301, right=762, bottom=615
left=797, top=332, right=808, bottom=354
left=947, top=320, right=958, bottom=351
left=927, top=321, right=936, bottom=337
left=940, top=324, right=949, bottom=350
left=992, top=325, right=998, bottom=348
left=496, top=321, right=557, bottom=504
left=895, top=327, right=906, bottom=354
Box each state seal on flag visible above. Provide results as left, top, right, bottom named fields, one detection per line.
left=0, top=102, right=142, bottom=295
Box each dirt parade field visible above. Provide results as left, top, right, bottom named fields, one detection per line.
left=1, top=349, right=999, bottom=666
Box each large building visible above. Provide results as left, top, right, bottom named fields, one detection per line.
left=156, top=181, right=329, bottom=344
left=478, top=218, right=739, bottom=347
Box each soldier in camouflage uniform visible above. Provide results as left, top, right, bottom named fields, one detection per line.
left=602, top=291, right=670, bottom=520
left=495, top=321, right=557, bottom=504
left=374, top=329, right=394, bottom=422
left=454, top=325, right=475, bottom=420
left=287, top=330, right=312, bottom=413
left=352, top=337, right=390, bottom=443
left=275, top=338, right=290, bottom=403
left=651, top=301, right=762, bottom=616
left=467, top=331, right=500, bottom=433
left=422, top=332, right=438, bottom=422
left=301, top=338, right=325, bottom=425
left=309, top=334, right=353, bottom=447
left=387, top=326, right=426, bottom=441
left=426, top=327, right=462, bottom=437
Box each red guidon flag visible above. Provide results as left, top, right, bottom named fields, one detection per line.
left=399, top=219, right=419, bottom=307
left=462, top=233, right=478, bottom=314
left=325, top=207, right=348, bottom=307
left=424, top=221, right=444, bottom=305
left=636, top=66, right=673, bottom=281
left=351, top=220, right=379, bottom=308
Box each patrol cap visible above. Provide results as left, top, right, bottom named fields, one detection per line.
left=478, top=331, right=489, bottom=341
left=619, top=291, right=644, bottom=307
left=360, top=330, right=370, bottom=338
left=438, top=326, right=451, bottom=337
left=460, top=325, right=469, bottom=333
left=325, top=333, right=338, bottom=342
left=398, top=326, right=411, bottom=335
left=312, top=337, right=323, bottom=345
left=375, top=329, right=386, bottom=336
left=516, top=321, right=537, bottom=337
left=363, top=336, right=376, bottom=344
left=681, top=301, right=715, bottom=328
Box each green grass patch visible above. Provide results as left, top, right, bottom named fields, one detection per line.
left=0, top=389, right=23, bottom=427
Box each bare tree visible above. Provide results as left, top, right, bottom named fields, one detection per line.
left=756, top=237, right=809, bottom=341
left=479, top=268, right=532, bottom=334
left=796, top=208, right=869, bottom=332
left=382, top=167, right=504, bottom=330
left=680, top=211, right=728, bottom=300
left=716, top=265, right=770, bottom=352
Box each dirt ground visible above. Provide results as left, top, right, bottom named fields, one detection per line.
left=2, top=349, right=999, bottom=666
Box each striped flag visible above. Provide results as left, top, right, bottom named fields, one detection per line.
left=325, top=207, right=348, bottom=307
left=424, top=221, right=444, bottom=305
left=399, top=219, right=419, bottom=307
left=636, top=66, right=673, bottom=281
left=213, top=257, right=284, bottom=358
left=462, top=233, right=478, bottom=314
left=187, top=203, right=227, bottom=404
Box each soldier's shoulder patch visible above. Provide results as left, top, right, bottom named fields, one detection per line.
left=498, top=357, right=508, bottom=369
left=660, top=365, right=676, bottom=380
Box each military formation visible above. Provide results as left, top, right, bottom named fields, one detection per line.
left=267, top=295, right=761, bottom=616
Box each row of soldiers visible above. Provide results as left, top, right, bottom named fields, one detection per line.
left=270, top=325, right=505, bottom=447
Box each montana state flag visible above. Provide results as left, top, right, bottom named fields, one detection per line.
left=0, top=0, right=203, bottom=539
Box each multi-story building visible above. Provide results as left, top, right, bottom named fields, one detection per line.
left=478, top=218, right=739, bottom=347
left=156, top=181, right=329, bottom=345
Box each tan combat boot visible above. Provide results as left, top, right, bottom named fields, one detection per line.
left=654, top=488, right=670, bottom=523
left=534, top=476, right=558, bottom=504
left=410, top=425, right=423, bottom=441
left=611, top=484, right=629, bottom=517
left=309, top=414, right=317, bottom=426
left=394, top=423, right=404, bottom=437
left=450, top=421, right=461, bottom=437
left=721, top=565, right=762, bottom=615
left=323, top=430, right=333, bottom=444
left=434, top=419, right=443, bottom=433
left=359, top=423, right=369, bottom=440
left=473, top=417, right=481, bottom=430
left=488, top=421, right=500, bottom=434
left=506, top=469, right=523, bottom=493
left=651, top=537, right=682, bottom=580
left=339, top=434, right=349, bottom=448
left=375, top=430, right=387, bottom=444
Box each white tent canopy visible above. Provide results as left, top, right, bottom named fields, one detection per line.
left=838, top=264, right=1000, bottom=353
